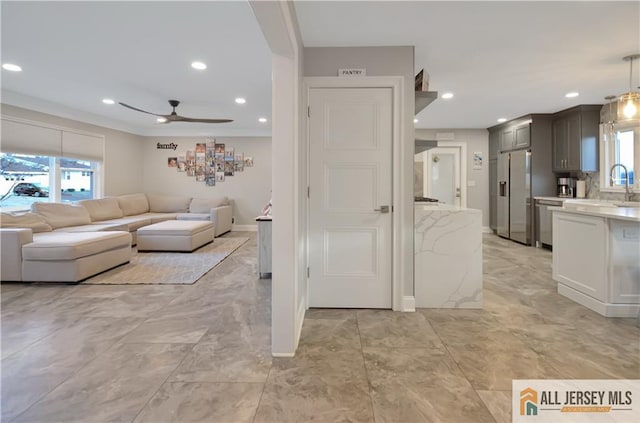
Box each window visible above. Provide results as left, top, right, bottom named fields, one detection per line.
left=600, top=121, right=640, bottom=193
left=0, top=153, right=99, bottom=211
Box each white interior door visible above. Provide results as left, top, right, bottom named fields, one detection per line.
left=425, top=147, right=461, bottom=206
left=308, top=87, right=392, bottom=308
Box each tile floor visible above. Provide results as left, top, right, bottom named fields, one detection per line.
left=1, top=232, right=639, bottom=422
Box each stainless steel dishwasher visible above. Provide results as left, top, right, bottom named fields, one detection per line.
left=535, top=199, right=563, bottom=249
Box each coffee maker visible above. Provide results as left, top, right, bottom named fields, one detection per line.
left=557, top=177, right=576, bottom=198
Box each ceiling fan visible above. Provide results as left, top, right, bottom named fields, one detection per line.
left=119, top=99, right=233, bottom=124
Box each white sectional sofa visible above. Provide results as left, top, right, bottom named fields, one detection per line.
left=0, top=193, right=233, bottom=282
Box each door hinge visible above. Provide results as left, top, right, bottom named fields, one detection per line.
left=307, top=267, right=310, bottom=278
left=307, top=106, right=310, bottom=117
left=307, top=186, right=310, bottom=198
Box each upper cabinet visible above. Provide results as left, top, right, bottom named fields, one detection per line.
left=551, top=105, right=600, bottom=172
left=493, top=117, right=533, bottom=152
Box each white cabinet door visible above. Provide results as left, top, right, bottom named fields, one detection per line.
left=553, top=212, right=607, bottom=301
left=610, top=221, right=640, bottom=304
left=308, top=87, right=393, bottom=308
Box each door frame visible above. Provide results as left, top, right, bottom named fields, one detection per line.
left=303, top=76, right=407, bottom=311
left=424, top=146, right=461, bottom=206
left=434, top=141, right=468, bottom=208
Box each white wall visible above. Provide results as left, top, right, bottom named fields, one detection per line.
left=1, top=104, right=145, bottom=195
left=416, top=128, right=490, bottom=228
left=140, top=136, right=271, bottom=226
left=250, top=0, right=305, bottom=356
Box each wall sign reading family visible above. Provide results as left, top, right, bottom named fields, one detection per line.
left=165, top=140, right=253, bottom=187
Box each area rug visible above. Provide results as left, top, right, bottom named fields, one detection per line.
left=85, top=237, right=249, bottom=285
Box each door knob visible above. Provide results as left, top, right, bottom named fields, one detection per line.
left=374, top=205, right=390, bottom=213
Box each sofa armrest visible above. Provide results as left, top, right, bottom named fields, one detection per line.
left=210, top=205, right=232, bottom=237
left=1, top=228, right=33, bottom=281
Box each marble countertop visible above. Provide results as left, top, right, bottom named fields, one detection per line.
left=550, top=205, right=640, bottom=222
left=534, top=196, right=569, bottom=202
left=414, top=203, right=481, bottom=213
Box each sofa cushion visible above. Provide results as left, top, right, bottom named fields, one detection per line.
left=147, top=194, right=191, bottom=213
left=116, top=193, right=150, bottom=216
left=98, top=216, right=153, bottom=232
left=176, top=213, right=211, bottom=221
left=77, top=198, right=123, bottom=221
left=0, top=212, right=53, bottom=233
left=25, top=231, right=131, bottom=261
left=189, top=197, right=229, bottom=214
left=31, top=202, right=92, bottom=229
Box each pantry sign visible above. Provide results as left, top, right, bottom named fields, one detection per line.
left=513, top=380, right=640, bottom=422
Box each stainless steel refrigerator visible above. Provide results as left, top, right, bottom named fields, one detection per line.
left=497, top=149, right=531, bottom=245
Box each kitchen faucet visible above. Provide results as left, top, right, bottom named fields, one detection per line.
left=609, top=163, right=635, bottom=202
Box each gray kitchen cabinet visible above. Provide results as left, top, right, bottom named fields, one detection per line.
left=514, top=123, right=531, bottom=149
left=489, top=158, right=497, bottom=230
left=496, top=118, right=531, bottom=153
left=499, top=126, right=515, bottom=151
left=552, top=105, right=600, bottom=172
left=489, top=129, right=499, bottom=159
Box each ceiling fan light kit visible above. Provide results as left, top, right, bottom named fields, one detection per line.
left=617, top=54, right=640, bottom=121
left=119, top=99, right=233, bottom=124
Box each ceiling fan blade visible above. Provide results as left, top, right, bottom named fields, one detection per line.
left=119, top=102, right=166, bottom=117
left=177, top=116, right=234, bottom=124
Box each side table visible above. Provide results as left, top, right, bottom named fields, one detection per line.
left=256, top=215, right=272, bottom=278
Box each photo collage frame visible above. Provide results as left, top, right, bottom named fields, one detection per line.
left=167, top=140, right=254, bottom=187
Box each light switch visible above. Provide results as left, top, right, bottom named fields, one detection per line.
left=467, top=180, right=476, bottom=187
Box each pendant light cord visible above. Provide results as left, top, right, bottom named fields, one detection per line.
left=630, top=56, right=634, bottom=93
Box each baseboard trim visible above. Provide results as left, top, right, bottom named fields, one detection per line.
left=482, top=226, right=493, bottom=234
left=402, top=295, right=416, bottom=312
left=295, top=297, right=306, bottom=350
left=232, top=224, right=257, bottom=232
left=558, top=284, right=640, bottom=318
left=271, top=352, right=296, bottom=357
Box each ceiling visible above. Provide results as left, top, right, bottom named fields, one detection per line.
left=1, top=1, right=639, bottom=135
left=1, top=1, right=273, bottom=137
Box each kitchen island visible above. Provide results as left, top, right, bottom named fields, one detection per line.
left=414, top=203, right=483, bottom=308
left=552, top=203, right=640, bottom=317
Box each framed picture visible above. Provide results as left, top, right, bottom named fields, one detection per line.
left=224, top=161, right=234, bottom=176
left=244, top=156, right=253, bottom=167
left=215, top=171, right=225, bottom=182
left=167, top=157, right=177, bottom=167
left=473, top=152, right=483, bottom=170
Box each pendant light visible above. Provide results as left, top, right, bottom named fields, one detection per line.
left=618, top=54, right=640, bottom=120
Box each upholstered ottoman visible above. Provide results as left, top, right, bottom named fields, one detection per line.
left=21, top=231, right=132, bottom=282
left=136, top=220, right=215, bottom=252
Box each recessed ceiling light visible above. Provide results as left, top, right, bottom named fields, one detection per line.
left=235, top=97, right=246, bottom=104
left=2, top=63, right=22, bottom=72
left=565, top=92, right=579, bottom=98
left=102, top=98, right=115, bottom=105
left=157, top=117, right=167, bottom=123
left=441, top=92, right=454, bottom=99
left=258, top=117, right=268, bottom=123
left=497, top=118, right=507, bottom=123
left=191, top=61, right=207, bottom=70
left=413, top=118, right=419, bottom=123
